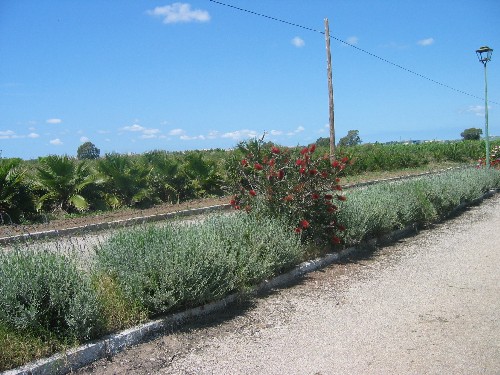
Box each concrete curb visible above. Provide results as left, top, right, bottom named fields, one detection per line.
left=0, top=204, right=231, bottom=246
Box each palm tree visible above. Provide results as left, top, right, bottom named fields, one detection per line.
left=0, top=158, right=36, bottom=223
left=97, top=153, right=153, bottom=208
left=35, top=155, right=99, bottom=213
left=142, top=150, right=183, bottom=204
left=180, top=151, right=223, bottom=199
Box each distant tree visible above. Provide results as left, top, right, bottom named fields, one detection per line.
left=460, top=128, right=483, bottom=141
left=315, top=137, right=330, bottom=148
left=77, top=142, right=100, bottom=160
left=338, top=130, right=362, bottom=147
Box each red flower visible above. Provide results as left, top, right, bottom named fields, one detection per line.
left=278, top=169, right=285, bottom=180
left=337, top=224, right=346, bottom=231
left=268, top=158, right=276, bottom=167
left=254, top=163, right=263, bottom=170
left=332, top=160, right=340, bottom=168
left=294, top=227, right=302, bottom=233
left=230, top=199, right=237, bottom=206
left=321, top=171, right=328, bottom=178
left=334, top=185, right=342, bottom=191
left=327, top=206, right=335, bottom=213
left=335, top=178, right=341, bottom=183
left=300, top=147, right=309, bottom=155
left=241, top=159, right=248, bottom=166
left=283, top=194, right=294, bottom=202
left=332, top=236, right=341, bottom=244
left=249, top=189, right=257, bottom=196
left=296, top=159, right=304, bottom=166
left=271, top=146, right=281, bottom=154
left=309, top=169, right=318, bottom=175
left=299, top=167, right=306, bottom=174
left=309, top=144, right=316, bottom=153
left=341, top=156, right=349, bottom=163
left=245, top=205, right=252, bottom=212
left=337, top=195, right=347, bottom=201
left=311, top=193, right=319, bottom=200
left=324, top=194, right=333, bottom=200
left=300, top=219, right=310, bottom=229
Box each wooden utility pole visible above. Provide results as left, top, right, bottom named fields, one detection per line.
left=325, top=18, right=335, bottom=161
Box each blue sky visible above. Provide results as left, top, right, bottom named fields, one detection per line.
left=1, top=0, right=499, bottom=159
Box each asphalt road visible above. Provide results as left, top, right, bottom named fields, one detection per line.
left=79, top=194, right=500, bottom=375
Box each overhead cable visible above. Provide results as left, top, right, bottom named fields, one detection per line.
left=208, top=0, right=498, bottom=105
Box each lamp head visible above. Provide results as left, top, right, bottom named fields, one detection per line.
left=476, top=46, right=493, bottom=64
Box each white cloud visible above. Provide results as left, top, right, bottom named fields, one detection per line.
left=46, top=118, right=62, bottom=124
left=346, top=36, right=359, bottom=45
left=0, top=130, right=15, bottom=139
left=0, top=130, right=40, bottom=139
left=98, top=130, right=111, bottom=134
left=291, top=37, right=305, bottom=48
left=122, top=124, right=145, bottom=132
left=122, top=124, right=162, bottom=139
left=169, top=128, right=186, bottom=136
left=270, top=130, right=283, bottom=136
left=286, top=126, right=305, bottom=136
left=80, top=136, right=90, bottom=142
left=147, top=3, right=210, bottom=24
left=207, top=130, right=220, bottom=139
left=180, top=134, right=205, bottom=140
left=222, top=129, right=258, bottom=140
left=143, top=128, right=160, bottom=135
left=50, top=138, right=63, bottom=145
left=467, top=105, right=490, bottom=116
left=417, top=37, right=434, bottom=46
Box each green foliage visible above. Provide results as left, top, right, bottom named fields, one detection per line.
left=337, top=168, right=500, bottom=244
left=461, top=127, right=482, bottom=141
left=77, top=142, right=100, bottom=160
left=179, top=151, right=224, bottom=199
left=338, top=130, right=362, bottom=147
left=0, top=158, right=37, bottom=223
left=97, top=153, right=153, bottom=208
left=0, top=322, right=65, bottom=372
left=35, top=155, right=100, bottom=213
left=142, top=150, right=183, bottom=203
left=93, top=213, right=302, bottom=316
left=0, top=249, right=103, bottom=342
left=227, top=138, right=348, bottom=246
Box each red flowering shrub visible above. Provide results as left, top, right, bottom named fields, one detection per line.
left=228, top=138, right=348, bottom=247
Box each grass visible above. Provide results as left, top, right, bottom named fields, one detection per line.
left=1, top=166, right=499, bottom=371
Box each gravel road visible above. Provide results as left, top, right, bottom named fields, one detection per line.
left=78, top=194, right=500, bottom=375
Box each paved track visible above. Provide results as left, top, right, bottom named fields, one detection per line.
left=80, top=194, right=500, bottom=375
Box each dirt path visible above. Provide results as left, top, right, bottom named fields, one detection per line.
left=78, top=194, right=500, bottom=375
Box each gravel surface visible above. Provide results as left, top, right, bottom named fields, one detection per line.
left=77, top=193, right=500, bottom=375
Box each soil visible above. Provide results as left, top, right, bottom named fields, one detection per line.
left=0, top=197, right=229, bottom=239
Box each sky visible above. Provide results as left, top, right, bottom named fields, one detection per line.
left=1, top=0, right=499, bottom=159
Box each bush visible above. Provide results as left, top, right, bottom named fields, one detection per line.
left=0, top=249, right=102, bottom=342
left=227, top=138, right=348, bottom=246
left=93, top=213, right=302, bottom=316
left=337, top=168, right=500, bottom=244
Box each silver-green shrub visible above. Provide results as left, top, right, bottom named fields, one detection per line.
left=0, top=249, right=102, bottom=341
left=93, top=212, right=302, bottom=316
left=338, top=168, right=500, bottom=244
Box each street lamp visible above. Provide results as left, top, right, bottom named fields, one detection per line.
left=476, top=46, right=493, bottom=168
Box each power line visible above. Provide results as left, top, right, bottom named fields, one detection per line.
left=208, top=0, right=498, bottom=106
